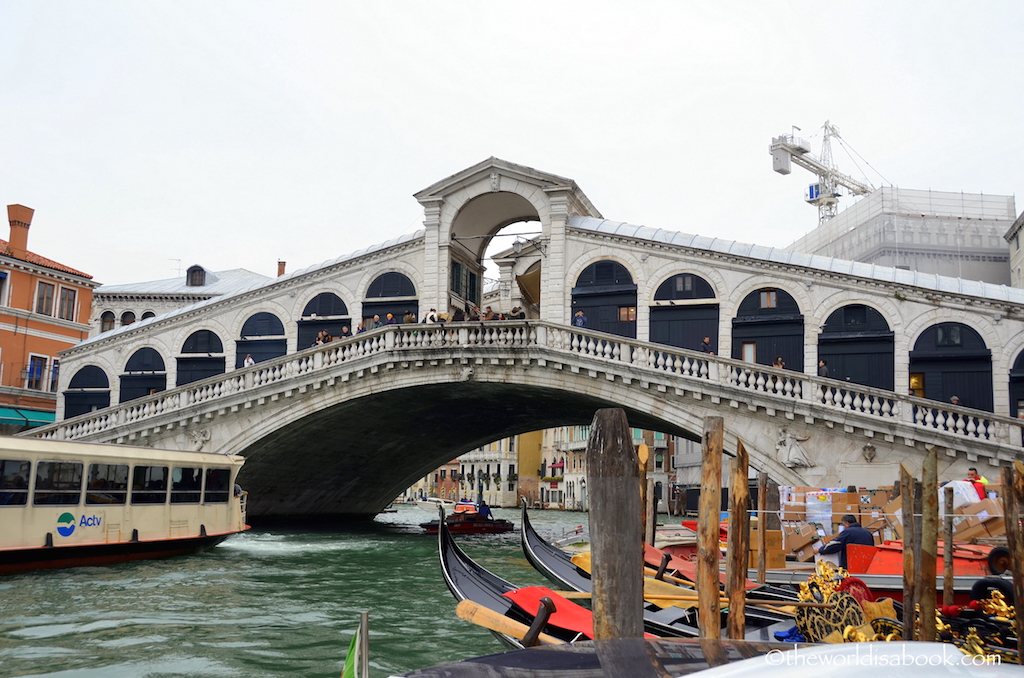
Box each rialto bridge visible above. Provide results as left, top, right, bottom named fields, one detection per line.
left=29, top=157, right=1024, bottom=518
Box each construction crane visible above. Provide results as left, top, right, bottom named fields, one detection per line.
left=769, top=121, right=874, bottom=225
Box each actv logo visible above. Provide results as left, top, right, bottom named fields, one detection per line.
left=56, top=513, right=76, bottom=537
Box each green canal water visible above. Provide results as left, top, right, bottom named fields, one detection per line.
left=0, top=505, right=595, bottom=678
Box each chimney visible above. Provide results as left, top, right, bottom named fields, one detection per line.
left=277, top=260, right=286, bottom=277
left=7, top=204, right=34, bottom=259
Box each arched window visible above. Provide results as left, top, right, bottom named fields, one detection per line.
left=302, top=293, right=348, bottom=318
left=910, top=322, right=992, bottom=411
left=363, top=273, right=418, bottom=326
left=650, top=273, right=718, bottom=350
left=818, top=304, right=894, bottom=390
left=181, top=330, right=224, bottom=354
left=63, top=366, right=111, bottom=418
left=125, top=348, right=165, bottom=373
left=178, top=330, right=226, bottom=386
left=732, top=288, right=804, bottom=368
left=366, top=272, right=416, bottom=298
left=241, top=312, right=285, bottom=338
left=186, top=265, right=207, bottom=287
left=141, top=311, right=156, bottom=320
left=120, top=311, right=136, bottom=327
left=100, top=311, right=116, bottom=333
left=237, top=312, right=287, bottom=368
left=571, top=261, right=637, bottom=338
left=119, top=348, right=167, bottom=403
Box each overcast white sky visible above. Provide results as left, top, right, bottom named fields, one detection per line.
left=2, top=2, right=1022, bottom=286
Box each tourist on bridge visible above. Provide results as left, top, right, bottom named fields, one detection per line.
left=482, top=306, right=495, bottom=321
left=371, top=315, right=384, bottom=329
left=340, top=326, right=351, bottom=339
left=356, top=322, right=367, bottom=333
left=699, top=336, right=714, bottom=355
left=243, top=354, right=255, bottom=367
left=573, top=310, right=587, bottom=327
left=385, top=313, right=398, bottom=325
left=509, top=306, right=525, bottom=320
left=403, top=310, right=417, bottom=324
left=468, top=306, right=481, bottom=321
left=423, top=308, right=438, bottom=323
left=817, top=359, right=828, bottom=377
left=452, top=306, right=466, bottom=322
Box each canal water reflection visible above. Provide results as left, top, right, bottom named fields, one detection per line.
left=0, top=505, right=596, bottom=678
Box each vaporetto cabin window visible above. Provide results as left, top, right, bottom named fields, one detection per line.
left=34, top=461, right=83, bottom=505
left=204, top=468, right=231, bottom=503
left=132, top=465, right=168, bottom=504
left=171, top=467, right=202, bottom=504
left=86, top=464, right=128, bottom=505
left=0, top=459, right=30, bottom=506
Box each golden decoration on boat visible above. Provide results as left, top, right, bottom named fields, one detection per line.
left=959, top=628, right=987, bottom=658
left=979, top=590, right=1014, bottom=619
left=797, top=560, right=847, bottom=602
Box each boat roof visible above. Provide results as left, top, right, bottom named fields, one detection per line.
left=0, top=436, right=244, bottom=465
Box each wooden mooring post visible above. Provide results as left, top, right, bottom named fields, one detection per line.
left=586, top=408, right=644, bottom=640
left=756, top=471, right=768, bottom=585
left=725, top=440, right=749, bottom=639
left=900, top=464, right=917, bottom=640
left=1001, top=460, right=1024, bottom=663
left=698, top=416, right=724, bottom=639
left=919, top=447, right=938, bottom=642
left=943, top=485, right=954, bottom=608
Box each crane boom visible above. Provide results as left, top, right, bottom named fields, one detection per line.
left=770, top=121, right=873, bottom=224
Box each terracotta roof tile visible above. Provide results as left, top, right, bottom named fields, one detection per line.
left=0, top=238, right=93, bottom=279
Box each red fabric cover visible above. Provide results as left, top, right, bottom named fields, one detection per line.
left=502, top=586, right=596, bottom=638
left=643, top=543, right=759, bottom=591
left=836, top=576, right=874, bottom=605
left=501, top=586, right=657, bottom=639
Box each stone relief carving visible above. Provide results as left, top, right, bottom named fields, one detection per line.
left=187, top=428, right=211, bottom=452
left=776, top=425, right=813, bottom=468
left=489, top=171, right=500, bottom=192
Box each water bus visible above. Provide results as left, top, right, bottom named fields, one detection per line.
left=0, top=436, right=248, bottom=574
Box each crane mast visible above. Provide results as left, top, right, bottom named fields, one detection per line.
left=770, top=121, right=873, bottom=225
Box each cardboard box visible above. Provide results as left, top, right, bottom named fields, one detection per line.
left=748, top=550, right=787, bottom=569
left=806, top=491, right=833, bottom=522
left=860, top=490, right=891, bottom=506
left=750, top=529, right=783, bottom=551
left=781, top=503, right=805, bottom=521
left=961, top=497, right=1003, bottom=527
left=954, top=522, right=990, bottom=541
left=784, top=523, right=819, bottom=551
left=984, top=517, right=1005, bottom=536
left=794, top=542, right=820, bottom=562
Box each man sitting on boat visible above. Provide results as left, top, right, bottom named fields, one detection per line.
left=817, top=514, right=874, bottom=569
left=477, top=501, right=493, bottom=520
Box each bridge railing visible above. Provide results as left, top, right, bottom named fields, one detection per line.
left=33, top=321, right=1024, bottom=450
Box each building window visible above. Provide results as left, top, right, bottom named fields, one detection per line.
left=467, top=271, right=479, bottom=304
left=618, top=306, right=637, bottom=322
left=48, top=359, right=60, bottom=393
left=141, top=311, right=156, bottom=320
left=121, top=311, right=136, bottom=326
left=450, top=261, right=463, bottom=296
left=742, top=342, right=756, bottom=363
left=26, top=355, right=47, bottom=390
left=759, top=290, right=777, bottom=309
left=440, top=469, right=446, bottom=479
left=35, top=282, right=55, bottom=315
left=936, top=325, right=962, bottom=347
left=58, top=288, right=77, bottom=321
left=100, top=311, right=116, bottom=332
left=187, top=266, right=206, bottom=287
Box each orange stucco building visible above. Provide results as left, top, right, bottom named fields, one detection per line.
left=0, top=205, right=97, bottom=431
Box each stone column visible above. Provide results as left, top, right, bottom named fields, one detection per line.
left=419, top=198, right=446, bottom=314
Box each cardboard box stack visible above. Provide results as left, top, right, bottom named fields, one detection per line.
left=749, top=527, right=786, bottom=568
left=777, top=480, right=1007, bottom=562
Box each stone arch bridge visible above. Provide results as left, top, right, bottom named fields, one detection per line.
left=33, top=322, right=1024, bottom=518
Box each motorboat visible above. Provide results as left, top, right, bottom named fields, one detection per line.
left=0, top=436, right=248, bottom=574
left=421, top=501, right=514, bottom=534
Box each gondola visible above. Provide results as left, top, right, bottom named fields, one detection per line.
left=518, top=501, right=797, bottom=639
left=436, top=508, right=606, bottom=649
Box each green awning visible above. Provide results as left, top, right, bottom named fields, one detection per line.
left=0, top=407, right=55, bottom=427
